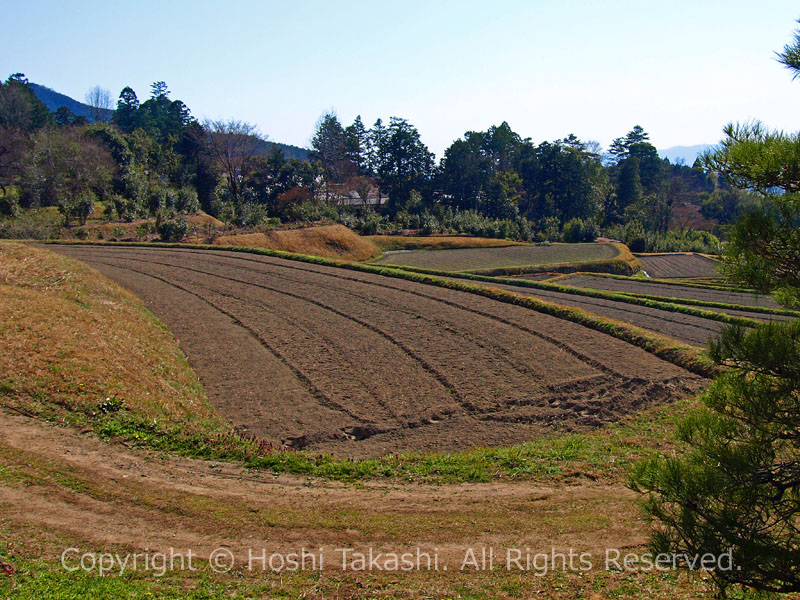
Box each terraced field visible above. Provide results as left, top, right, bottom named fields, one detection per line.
left=555, top=274, right=782, bottom=308
left=373, top=242, right=621, bottom=272
left=440, top=276, right=790, bottom=347
left=636, top=253, right=719, bottom=278
left=49, top=245, right=704, bottom=458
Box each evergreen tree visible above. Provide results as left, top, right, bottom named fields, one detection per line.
left=345, top=115, right=368, bottom=174
left=631, top=23, right=800, bottom=596
left=373, top=117, right=434, bottom=215
left=111, top=86, right=140, bottom=133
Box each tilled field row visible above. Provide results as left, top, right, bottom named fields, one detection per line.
left=49, top=245, right=705, bottom=457
left=556, top=274, right=781, bottom=308
left=636, top=253, right=720, bottom=279
left=447, top=278, right=790, bottom=347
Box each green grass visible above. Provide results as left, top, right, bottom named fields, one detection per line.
left=238, top=397, right=696, bottom=483
left=0, top=206, right=65, bottom=240
left=0, top=538, right=716, bottom=600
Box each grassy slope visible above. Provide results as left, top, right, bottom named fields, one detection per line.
left=0, top=242, right=248, bottom=458
left=212, top=224, right=381, bottom=261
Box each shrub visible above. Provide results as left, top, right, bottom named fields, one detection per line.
left=627, top=236, right=646, bottom=253
left=0, top=193, right=20, bottom=217
left=562, top=218, right=599, bottom=243
left=157, top=217, right=188, bottom=242
left=286, top=200, right=338, bottom=223
left=176, top=188, right=199, bottom=213
left=0, top=207, right=64, bottom=239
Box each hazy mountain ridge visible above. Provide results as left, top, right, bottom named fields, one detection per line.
left=658, top=144, right=713, bottom=165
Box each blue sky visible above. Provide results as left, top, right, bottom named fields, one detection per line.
left=3, top=1, right=799, bottom=158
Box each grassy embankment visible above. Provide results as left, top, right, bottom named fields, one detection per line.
left=210, top=224, right=381, bottom=260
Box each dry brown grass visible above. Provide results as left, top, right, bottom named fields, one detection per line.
left=212, top=224, right=380, bottom=260
left=0, top=241, right=225, bottom=434
left=367, top=234, right=526, bottom=252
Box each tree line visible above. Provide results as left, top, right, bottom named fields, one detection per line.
left=0, top=72, right=757, bottom=249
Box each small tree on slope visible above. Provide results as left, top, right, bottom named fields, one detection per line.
left=630, top=23, right=800, bottom=597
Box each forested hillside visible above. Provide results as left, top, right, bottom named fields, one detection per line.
left=0, top=73, right=759, bottom=250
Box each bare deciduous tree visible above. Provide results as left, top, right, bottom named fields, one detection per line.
left=84, top=86, right=112, bottom=123
left=203, top=119, right=266, bottom=204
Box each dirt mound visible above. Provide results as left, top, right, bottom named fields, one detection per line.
left=213, top=224, right=380, bottom=261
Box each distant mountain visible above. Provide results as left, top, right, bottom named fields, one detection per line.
left=262, top=140, right=309, bottom=161
left=658, top=144, right=713, bottom=165
left=29, top=82, right=310, bottom=160
left=30, top=83, right=113, bottom=123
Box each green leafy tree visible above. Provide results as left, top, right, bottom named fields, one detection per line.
left=438, top=131, right=492, bottom=212
left=0, top=74, right=52, bottom=198
left=608, top=124, right=649, bottom=162
left=614, top=155, right=643, bottom=216
left=519, top=139, right=601, bottom=224
left=485, top=170, right=522, bottom=219
left=630, top=24, right=800, bottom=596
left=0, top=74, right=51, bottom=132
left=345, top=115, right=369, bottom=174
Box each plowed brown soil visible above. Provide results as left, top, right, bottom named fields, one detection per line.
left=636, top=253, right=719, bottom=278
left=48, top=245, right=705, bottom=457
left=556, top=274, right=782, bottom=308
left=458, top=278, right=791, bottom=347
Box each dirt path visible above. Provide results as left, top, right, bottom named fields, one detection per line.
left=0, top=409, right=650, bottom=573
left=47, top=245, right=705, bottom=457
